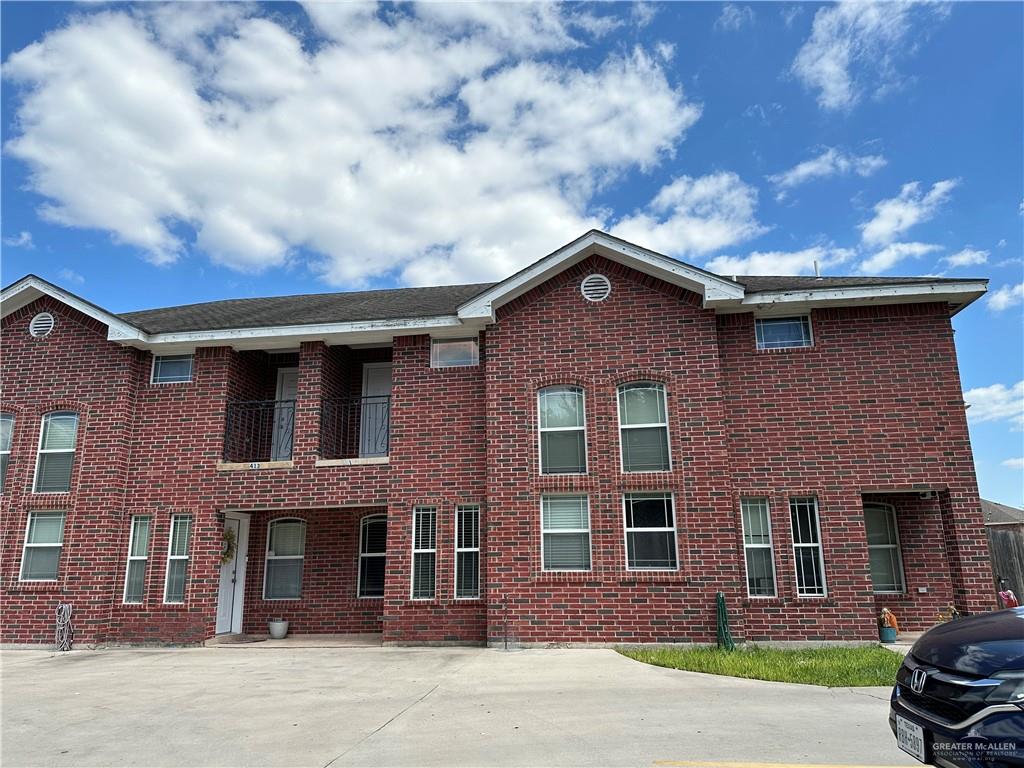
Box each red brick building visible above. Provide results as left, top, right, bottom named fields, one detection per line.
left=0, top=231, right=994, bottom=647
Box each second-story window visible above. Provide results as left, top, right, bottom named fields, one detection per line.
left=431, top=338, right=479, bottom=368
left=34, top=411, right=78, bottom=494
left=617, top=382, right=670, bottom=472
left=755, top=317, right=813, bottom=350
left=538, top=386, right=586, bottom=474
left=152, top=354, right=194, bottom=384
left=0, top=413, right=13, bottom=492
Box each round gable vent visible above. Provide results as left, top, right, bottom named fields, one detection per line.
left=581, top=274, right=611, bottom=302
left=29, top=312, right=55, bottom=338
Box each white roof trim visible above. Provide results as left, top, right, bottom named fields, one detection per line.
left=1, top=275, right=147, bottom=341
left=712, top=280, right=988, bottom=315
left=456, top=230, right=745, bottom=321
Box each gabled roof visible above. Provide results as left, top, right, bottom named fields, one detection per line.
left=457, top=230, right=744, bottom=321
left=0, top=230, right=989, bottom=350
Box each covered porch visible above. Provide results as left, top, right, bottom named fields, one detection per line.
left=214, top=505, right=388, bottom=639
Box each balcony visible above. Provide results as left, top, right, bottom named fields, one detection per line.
left=223, top=399, right=296, bottom=463
left=320, top=395, right=391, bottom=460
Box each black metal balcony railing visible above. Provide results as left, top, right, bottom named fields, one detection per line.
left=320, top=396, right=391, bottom=459
left=223, top=399, right=296, bottom=463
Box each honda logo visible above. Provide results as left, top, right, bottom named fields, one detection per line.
left=910, top=667, right=928, bottom=694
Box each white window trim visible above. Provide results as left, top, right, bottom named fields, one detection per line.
left=151, top=354, right=194, bottom=384
left=32, top=411, right=78, bottom=494
left=454, top=505, right=481, bottom=599
left=0, top=413, right=13, bottom=493
left=755, top=316, right=814, bottom=351
left=864, top=502, right=907, bottom=594
left=617, top=382, right=672, bottom=473
left=740, top=498, right=777, bottom=598
left=540, top=495, right=592, bottom=573
left=410, top=506, right=437, bottom=600
left=262, top=518, right=306, bottom=601
left=122, top=515, right=151, bottom=604
left=19, top=510, right=65, bottom=582
left=163, top=514, right=192, bottom=604
left=537, top=386, right=588, bottom=476
left=623, top=492, right=679, bottom=572
left=357, top=514, right=386, bottom=599
left=430, top=337, right=479, bottom=368
left=789, top=497, right=828, bottom=598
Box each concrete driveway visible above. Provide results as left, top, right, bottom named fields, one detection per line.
left=2, top=646, right=916, bottom=768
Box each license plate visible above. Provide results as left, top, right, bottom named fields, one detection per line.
left=897, top=714, right=927, bottom=762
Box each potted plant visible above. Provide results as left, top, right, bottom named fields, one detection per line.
left=878, top=607, right=899, bottom=643
left=268, top=618, right=289, bottom=639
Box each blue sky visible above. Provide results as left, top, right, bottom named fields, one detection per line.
left=2, top=2, right=1022, bottom=504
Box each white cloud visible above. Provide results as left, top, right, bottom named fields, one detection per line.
left=612, top=172, right=767, bottom=259
left=792, top=1, right=946, bottom=111
left=2, top=230, right=34, bottom=248
left=58, top=268, right=85, bottom=285
left=715, top=5, right=754, bottom=32
left=988, top=282, right=1024, bottom=312
left=860, top=180, right=958, bottom=246
left=3, top=5, right=707, bottom=286
left=964, top=381, right=1024, bottom=430
left=858, top=242, right=941, bottom=274
left=767, top=147, right=886, bottom=199
left=943, top=248, right=989, bottom=268
left=706, top=245, right=855, bottom=277
left=1002, top=458, right=1024, bottom=470
left=781, top=6, right=803, bottom=28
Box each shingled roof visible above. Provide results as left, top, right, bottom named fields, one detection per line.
left=117, top=275, right=979, bottom=334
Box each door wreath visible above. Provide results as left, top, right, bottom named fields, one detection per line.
left=220, top=526, right=238, bottom=565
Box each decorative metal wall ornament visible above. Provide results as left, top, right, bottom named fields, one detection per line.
left=55, top=603, right=73, bottom=651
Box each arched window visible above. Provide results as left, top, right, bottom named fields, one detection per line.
left=34, top=411, right=79, bottom=493
left=617, top=383, right=670, bottom=472
left=537, top=386, right=586, bottom=474
left=1, top=413, right=14, bottom=492
left=264, top=518, right=306, bottom=600
left=358, top=515, right=387, bottom=598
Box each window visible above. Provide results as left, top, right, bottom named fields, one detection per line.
left=618, top=383, right=670, bottom=472
left=34, top=411, right=79, bottom=493
left=20, top=511, right=66, bottom=581
left=123, top=516, right=152, bottom=604
left=755, top=316, right=813, bottom=350
left=740, top=498, right=776, bottom=597
left=431, top=338, right=479, bottom=368
left=864, top=503, right=905, bottom=594
left=163, top=515, right=193, bottom=603
left=541, top=496, right=591, bottom=571
left=790, top=497, right=826, bottom=596
left=411, top=507, right=437, bottom=599
left=264, top=518, right=305, bottom=600
left=538, top=386, right=586, bottom=474
left=455, top=505, right=480, bottom=598
left=152, top=354, right=194, bottom=384
left=1, top=413, right=13, bottom=492
left=358, top=515, right=387, bottom=598
left=623, top=493, right=678, bottom=570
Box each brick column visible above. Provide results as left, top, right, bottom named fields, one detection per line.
left=939, top=489, right=996, bottom=615
left=294, top=341, right=326, bottom=460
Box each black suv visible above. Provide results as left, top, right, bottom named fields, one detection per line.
left=890, top=607, right=1024, bottom=766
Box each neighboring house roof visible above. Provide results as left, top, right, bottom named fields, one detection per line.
left=982, top=499, right=1024, bottom=525
left=0, top=229, right=989, bottom=351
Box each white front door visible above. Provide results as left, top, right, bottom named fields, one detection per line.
left=360, top=363, right=392, bottom=457
left=216, top=513, right=250, bottom=635
left=272, top=368, right=299, bottom=461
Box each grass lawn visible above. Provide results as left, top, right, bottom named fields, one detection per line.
left=618, top=645, right=903, bottom=687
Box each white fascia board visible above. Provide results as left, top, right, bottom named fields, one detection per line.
left=710, top=281, right=988, bottom=315
left=457, top=230, right=744, bottom=321
left=131, top=314, right=480, bottom=353
left=1, top=276, right=147, bottom=341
